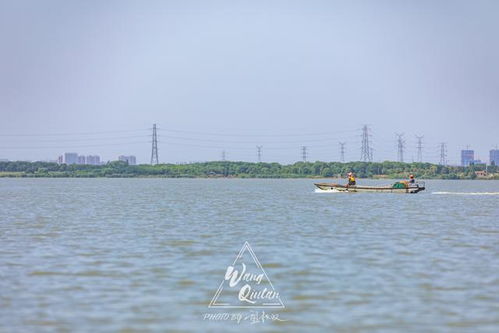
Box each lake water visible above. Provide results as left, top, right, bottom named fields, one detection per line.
left=1, top=179, right=498, bottom=332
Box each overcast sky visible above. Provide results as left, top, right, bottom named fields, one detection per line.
left=1, top=0, right=498, bottom=164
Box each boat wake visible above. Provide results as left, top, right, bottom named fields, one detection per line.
left=432, top=191, right=499, bottom=196
left=314, top=188, right=343, bottom=193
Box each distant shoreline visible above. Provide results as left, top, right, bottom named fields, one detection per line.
left=0, top=175, right=497, bottom=180
left=1, top=161, right=497, bottom=180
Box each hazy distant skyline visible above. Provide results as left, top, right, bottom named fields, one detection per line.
left=1, top=0, right=498, bottom=164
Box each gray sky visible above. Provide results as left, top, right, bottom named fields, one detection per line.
left=1, top=0, right=498, bottom=164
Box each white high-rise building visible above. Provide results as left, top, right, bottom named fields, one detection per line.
left=64, top=152, right=78, bottom=165
left=490, top=149, right=499, bottom=166
left=86, top=155, right=101, bottom=165
left=118, top=155, right=137, bottom=165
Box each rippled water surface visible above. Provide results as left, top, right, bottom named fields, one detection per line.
left=1, top=178, right=498, bottom=332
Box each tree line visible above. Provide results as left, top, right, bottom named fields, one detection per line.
left=0, top=160, right=496, bottom=179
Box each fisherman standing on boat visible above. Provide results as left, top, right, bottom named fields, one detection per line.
left=347, top=172, right=356, bottom=186
left=409, top=174, right=415, bottom=184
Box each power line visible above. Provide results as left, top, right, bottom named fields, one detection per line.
left=396, top=133, right=406, bottom=162
left=0, top=129, right=148, bottom=137
left=416, top=135, right=424, bottom=163
left=256, top=146, right=263, bottom=162
left=154, top=133, right=359, bottom=145
left=153, top=140, right=359, bottom=151
left=439, top=142, right=447, bottom=166
left=0, top=125, right=466, bottom=165
left=4, top=135, right=150, bottom=143
left=158, top=128, right=358, bottom=137
left=360, top=125, right=372, bottom=162
left=339, top=142, right=346, bottom=162
left=0, top=141, right=148, bottom=149
left=151, top=124, right=159, bottom=165
left=0, top=130, right=149, bottom=138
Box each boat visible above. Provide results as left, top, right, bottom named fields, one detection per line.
left=314, top=181, right=425, bottom=193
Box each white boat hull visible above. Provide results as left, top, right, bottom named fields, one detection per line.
left=314, top=182, right=425, bottom=194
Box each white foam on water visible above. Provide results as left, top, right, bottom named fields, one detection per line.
left=314, top=188, right=343, bottom=193
left=432, top=191, right=499, bottom=196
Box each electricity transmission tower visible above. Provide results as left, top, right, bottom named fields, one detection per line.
left=221, top=150, right=226, bottom=161
left=360, top=125, right=372, bottom=162
left=441, top=143, right=448, bottom=165
left=396, top=133, right=405, bottom=162
left=150, top=123, right=159, bottom=165
left=256, top=146, right=263, bottom=162
left=416, top=135, right=424, bottom=162
left=339, top=142, right=346, bottom=162
left=301, top=146, right=308, bottom=162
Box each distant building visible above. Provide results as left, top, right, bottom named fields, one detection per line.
left=86, top=155, right=101, bottom=165
left=64, top=152, right=78, bottom=165
left=118, top=155, right=136, bottom=165
left=490, top=149, right=499, bottom=166
left=57, top=155, right=63, bottom=164
left=77, top=155, right=86, bottom=164
left=461, top=150, right=474, bottom=167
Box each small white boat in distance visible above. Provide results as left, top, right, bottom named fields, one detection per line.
left=314, top=181, right=425, bottom=193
